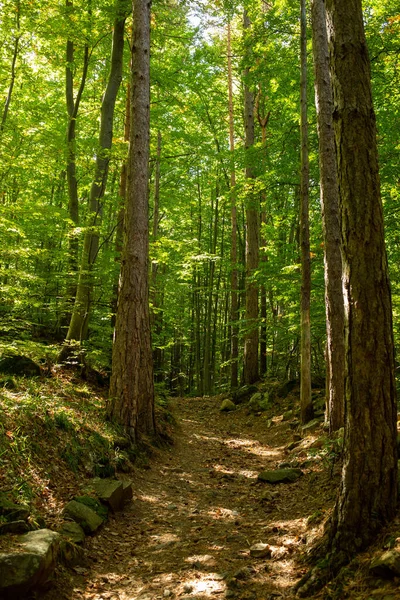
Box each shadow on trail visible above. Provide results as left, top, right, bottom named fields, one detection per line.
left=41, top=396, right=336, bottom=600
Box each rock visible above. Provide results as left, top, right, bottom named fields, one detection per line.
left=0, top=494, right=30, bottom=522
left=0, top=355, right=41, bottom=377
left=220, top=399, right=236, bottom=412
left=257, top=469, right=303, bottom=484
left=249, top=543, right=272, bottom=558
left=232, top=385, right=259, bottom=404
left=249, top=393, right=270, bottom=413
left=91, top=479, right=123, bottom=512
left=75, top=495, right=108, bottom=519
left=0, top=529, right=60, bottom=598
left=63, top=500, right=104, bottom=534
left=59, top=522, right=85, bottom=545
left=122, top=480, right=133, bottom=504
left=0, top=520, right=30, bottom=535
left=370, top=550, right=400, bottom=578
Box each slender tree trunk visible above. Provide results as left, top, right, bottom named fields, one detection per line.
left=227, top=22, right=239, bottom=390
left=65, top=0, right=90, bottom=309
left=111, top=85, right=130, bottom=330
left=255, top=89, right=270, bottom=378
left=108, top=0, right=155, bottom=442
left=299, top=0, right=313, bottom=423
left=151, top=130, right=163, bottom=379
left=243, top=9, right=259, bottom=385
left=0, top=0, right=20, bottom=136
left=311, top=0, right=345, bottom=432
left=203, top=183, right=219, bottom=395
left=61, top=8, right=126, bottom=351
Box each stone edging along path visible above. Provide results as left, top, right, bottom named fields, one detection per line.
left=0, top=478, right=132, bottom=599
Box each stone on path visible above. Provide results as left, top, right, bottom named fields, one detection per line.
left=63, top=500, right=104, bottom=534
left=232, top=384, right=259, bottom=404
left=0, top=529, right=60, bottom=598
left=122, top=480, right=133, bottom=504
left=220, top=399, right=236, bottom=412
left=91, top=478, right=124, bottom=512
left=257, top=468, right=303, bottom=484
left=59, top=521, right=86, bottom=544
left=249, top=542, right=272, bottom=558
left=370, top=550, right=400, bottom=578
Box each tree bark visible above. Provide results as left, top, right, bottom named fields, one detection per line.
left=325, top=0, right=398, bottom=561
left=108, top=0, right=155, bottom=442
left=243, top=9, right=259, bottom=385
left=311, top=0, right=345, bottom=432
left=299, top=0, right=313, bottom=423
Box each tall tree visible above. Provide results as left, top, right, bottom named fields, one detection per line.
left=108, top=0, right=156, bottom=441
left=0, top=0, right=20, bottom=136
left=60, top=1, right=127, bottom=354
left=298, top=0, right=398, bottom=590
left=243, top=7, right=259, bottom=385
left=311, top=0, right=345, bottom=431
left=299, top=0, right=313, bottom=423
left=227, top=21, right=239, bottom=390
left=65, top=0, right=90, bottom=308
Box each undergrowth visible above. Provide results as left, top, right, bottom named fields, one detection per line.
left=0, top=341, right=173, bottom=527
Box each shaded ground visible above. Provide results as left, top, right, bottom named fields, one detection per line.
left=41, top=395, right=340, bottom=600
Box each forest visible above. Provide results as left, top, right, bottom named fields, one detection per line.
left=1, top=0, right=400, bottom=597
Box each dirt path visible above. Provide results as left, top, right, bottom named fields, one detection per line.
left=44, top=396, right=335, bottom=600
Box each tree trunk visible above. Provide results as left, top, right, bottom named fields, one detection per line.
left=111, top=85, right=130, bottom=330
left=108, top=0, right=155, bottom=442
left=299, top=0, right=313, bottom=423
left=325, top=0, right=398, bottom=562
left=311, top=0, right=345, bottom=432
left=61, top=6, right=126, bottom=351
left=0, top=0, right=20, bottom=136
left=243, top=9, right=259, bottom=385
left=227, top=22, right=239, bottom=390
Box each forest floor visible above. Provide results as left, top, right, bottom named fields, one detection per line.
left=31, top=389, right=400, bottom=600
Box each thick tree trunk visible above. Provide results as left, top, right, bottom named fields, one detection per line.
left=243, top=9, right=259, bottom=385
left=62, top=8, right=126, bottom=350
left=227, top=22, right=239, bottom=390
left=299, top=0, right=313, bottom=424
left=325, top=0, right=397, bottom=561
left=311, top=0, right=345, bottom=432
left=108, top=0, right=155, bottom=442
